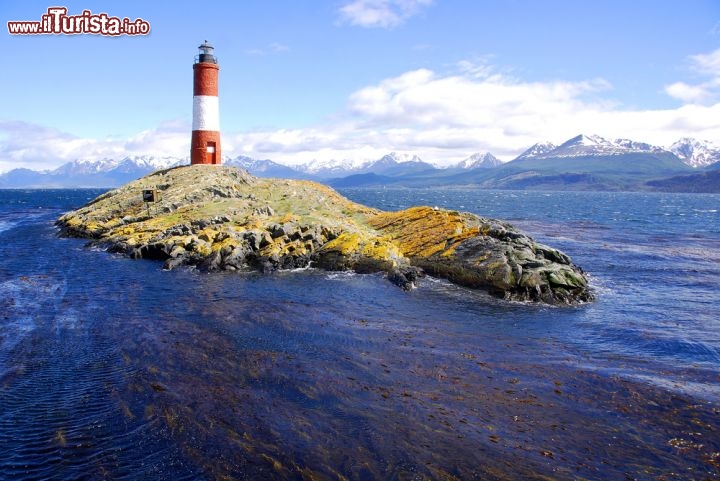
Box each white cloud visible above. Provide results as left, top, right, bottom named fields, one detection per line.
left=3, top=57, right=720, bottom=172
left=346, top=65, right=613, bottom=132
left=690, top=48, right=720, bottom=75
left=665, top=47, right=720, bottom=104
left=664, top=81, right=711, bottom=104
left=338, top=0, right=432, bottom=28
left=229, top=61, right=720, bottom=165
left=0, top=120, right=189, bottom=173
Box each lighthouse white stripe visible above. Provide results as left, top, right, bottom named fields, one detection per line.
left=192, top=95, right=220, bottom=131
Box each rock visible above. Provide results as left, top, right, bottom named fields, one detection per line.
left=535, top=244, right=571, bottom=265
left=168, top=245, right=187, bottom=259
left=388, top=266, right=424, bottom=291
left=548, top=268, right=587, bottom=289
left=162, top=224, right=191, bottom=237
left=139, top=242, right=171, bottom=261
left=163, top=256, right=186, bottom=270
left=198, top=251, right=223, bottom=271
left=269, top=223, right=286, bottom=239
left=192, top=219, right=210, bottom=230
left=213, top=215, right=231, bottom=224
left=321, top=226, right=340, bottom=241
left=252, top=205, right=275, bottom=216
left=56, top=165, right=594, bottom=305
left=243, top=231, right=265, bottom=250
left=222, top=245, right=250, bottom=269
left=285, top=224, right=302, bottom=241
left=367, top=206, right=592, bottom=304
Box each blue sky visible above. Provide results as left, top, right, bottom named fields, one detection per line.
left=1, top=0, right=719, bottom=172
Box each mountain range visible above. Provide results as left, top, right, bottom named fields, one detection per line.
left=1, top=135, right=719, bottom=192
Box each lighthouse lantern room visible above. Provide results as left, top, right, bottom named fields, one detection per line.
left=191, top=41, right=221, bottom=165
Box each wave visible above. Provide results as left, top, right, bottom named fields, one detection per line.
left=0, top=210, right=51, bottom=235
left=0, top=220, right=17, bottom=234
left=324, top=271, right=362, bottom=281
left=625, top=373, right=720, bottom=403
left=0, top=275, right=67, bottom=354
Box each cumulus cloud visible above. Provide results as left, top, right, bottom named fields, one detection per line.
left=3, top=57, right=720, bottom=172
left=229, top=60, right=720, bottom=165
left=346, top=64, right=613, bottom=131
left=123, top=120, right=190, bottom=155
left=665, top=47, right=720, bottom=104
left=664, top=81, right=711, bottom=104
left=338, top=0, right=432, bottom=28
left=0, top=120, right=189, bottom=173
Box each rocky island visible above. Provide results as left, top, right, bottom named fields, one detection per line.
left=57, top=165, right=593, bottom=304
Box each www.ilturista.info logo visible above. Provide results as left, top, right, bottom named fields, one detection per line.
left=7, top=7, right=150, bottom=36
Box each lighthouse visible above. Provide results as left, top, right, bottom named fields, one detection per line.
left=191, top=41, right=221, bottom=165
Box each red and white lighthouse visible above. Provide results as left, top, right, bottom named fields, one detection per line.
left=191, top=41, right=221, bottom=165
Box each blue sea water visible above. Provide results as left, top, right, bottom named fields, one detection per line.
left=344, top=189, right=720, bottom=384
left=0, top=188, right=718, bottom=480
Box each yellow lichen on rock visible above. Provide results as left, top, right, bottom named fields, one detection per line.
left=318, top=230, right=403, bottom=266
left=211, top=232, right=240, bottom=253
left=368, top=206, right=478, bottom=259
left=360, top=237, right=403, bottom=265
left=196, top=228, right=218, bottom=243
left=321, top=232, right=364, bottom=256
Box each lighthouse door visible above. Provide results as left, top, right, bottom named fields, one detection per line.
left=206, top=142, right=217, bottom=164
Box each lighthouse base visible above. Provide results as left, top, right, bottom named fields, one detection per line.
left=190, top=130, right=221, bottom=165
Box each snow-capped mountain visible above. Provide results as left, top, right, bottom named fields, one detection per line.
left=519, top=134, right=719, bottom=168
left=0, top=155, right=184, bottom=188
left=613, top=139, right=664, bottom=153
left=296, top=152, right=435, bottom=179
left=0, top=154, right=306, bottom=187
left=44, top=154, right=300, bottom=180
left=453, top=152, right=502, bottom=169
left=356, top=152, right=435, bottom=177
left=372, top=152, right=424, bottom=167
left=2, top=135, right=716, bottom=190
left=52, top=155, right=183, bottom=176
left=515, top=134, right=678, bottom=160
left=297, top=157, right=371, bottom=176
left=224, top=155, right=306, bottom=178
left=51, top=157, right=119, bottom=175
left=669, top=138, right=720, bottom=168
left=546, top=134, right=634, bottom=158
left=514, top=142, right=557, bottom=161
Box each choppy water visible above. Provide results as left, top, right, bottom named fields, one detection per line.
left=0, top=188, right=718, bottom=480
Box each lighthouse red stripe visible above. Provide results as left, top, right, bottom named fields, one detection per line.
left=193, top=63, right=219, bottom=96
left=191, top=130, right=221, bottom=165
